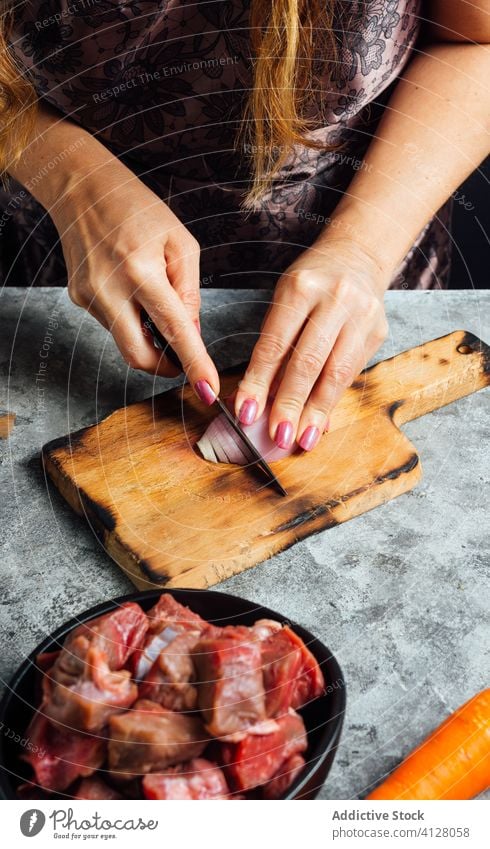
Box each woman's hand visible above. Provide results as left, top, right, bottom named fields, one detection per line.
left=51, top=157, right=219, bottom=393
left=234, top=240, right=389, bottom=452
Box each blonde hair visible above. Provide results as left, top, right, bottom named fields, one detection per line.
left=0, top=0, right=338, bottom=205
left=0, top=5, right=37, bottom=175
left=242, top=0, right=339, bottom=208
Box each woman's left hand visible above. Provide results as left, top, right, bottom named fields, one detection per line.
left=234, top=240, right=390, bottom=452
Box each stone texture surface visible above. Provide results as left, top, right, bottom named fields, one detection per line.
left=0, top=287, right=488, bottom=800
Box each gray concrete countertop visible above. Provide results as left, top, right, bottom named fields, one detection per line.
left=1, top=287, right=489, bottom=800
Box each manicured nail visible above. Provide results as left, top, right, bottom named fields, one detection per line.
left=239, top=399, right=258, bottom=426
left=195, top=379, right=216, bottom=406
left=275, top=420, right=294, bottom=450
left=299, top=425, right=320, bottom=451
left=194, top=318, right=201, bottom=334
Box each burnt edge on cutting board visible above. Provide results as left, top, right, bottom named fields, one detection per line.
left=78, top=488, right=117, bottom=535
left=388, top=399, right=405, bottom=419
left=137, top=452, right=421, bottom=587
left=458, top=331, right=490, bottom=376
left=271, top=452, right=419, bottom=536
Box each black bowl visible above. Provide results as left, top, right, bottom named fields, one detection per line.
left=0, top=589, right=345, bottom=800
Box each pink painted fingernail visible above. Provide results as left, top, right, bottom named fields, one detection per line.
left=275, top=420, right=294, bottom=450
left=194, top=318, right=201, bottom=334
left=299, top=425, right=320, bottom=451
left=239, top=399, right=258, bottom=426
left=195, top=379, right=216, bottom=406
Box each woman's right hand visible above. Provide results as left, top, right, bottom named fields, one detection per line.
left=51, top=156, right=219, bottom=393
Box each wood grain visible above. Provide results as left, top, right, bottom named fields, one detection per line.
left=42, top=330, right=490, bottom=589
left=0, top=411, right=16, bottom=439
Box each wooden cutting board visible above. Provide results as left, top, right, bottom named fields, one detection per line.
left=42, top=330, right=489, bottom=589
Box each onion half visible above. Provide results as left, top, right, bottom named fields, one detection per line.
left=196, top=400, right=295, bottom=466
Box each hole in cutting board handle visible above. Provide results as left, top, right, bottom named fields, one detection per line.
left=457, top=344, right=472, bottom=355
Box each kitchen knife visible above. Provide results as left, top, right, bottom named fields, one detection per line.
left=141, top=309, right=288, bottom=497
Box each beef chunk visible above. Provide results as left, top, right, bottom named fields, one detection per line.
left=21, top=712, right=106, bottom=792
left=146, top=594, right=208, bottom=633
left=133, top=594, right=208, bottom=680
left=43, top=646, right=138, bottom=733
left=108, top=700, right=207, bottom=776
left=286, top=627, right=325, bottom=708
left=261, top=628, right=303, bottom=717
left=261, top=753, right=306, bottom=799
left=193, top=636, right=266, bottom=739
left=262, top=626, right=324, bottom=715
left=142, top=758, right=229, bottom=800
left=138, top=631, right=200, bottom=711
left=220, top=711, right=307, bottom=792
left=42, top=603, right=147, bottom=732
left=58, top=603, right=148, bottom=676
left=73, top=777, right=122, bottom=799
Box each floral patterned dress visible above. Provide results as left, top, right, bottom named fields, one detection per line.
left=2, top=0, right=451, bottom=288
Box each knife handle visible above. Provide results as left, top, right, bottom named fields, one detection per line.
left=141, top=309, right=183, bottom=371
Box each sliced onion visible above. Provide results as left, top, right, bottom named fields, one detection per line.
left=196, top=400, right=296, bottom=466
left=195, top=434, right=218, bottom=463
left=134, top=626, right=180, bottom=680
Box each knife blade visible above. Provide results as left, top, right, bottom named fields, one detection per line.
left=141, top=308, right=288, bottom=497
left=214, top=396, right=288, bottom=497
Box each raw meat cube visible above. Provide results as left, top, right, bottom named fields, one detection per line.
left=59, top=603, right=148, bottom=676
left=108, top=700, right=207, bottom=776
left=73, top=777, right=122, bottom=799
left=285, top=627, right=325, bottom=708
left=142, top=758, right=229, bottom=800
left=146, top=594, right=208, bottom=633
left=43, top=646, right=138, bottom=732
left=21, top=712, right=106, bottom=792
left=220, top=711, right=307, bottom=792
left=262, top=626, right=324, bottom=715
left=133, top=594, right=208, bottom=680
left=193, top=636, right=266, bottom=739
left=261, top=754, right=306, bottom=799
left=42, top=603, right=147, bottom=732
left=138, top=631, right=200, bottom=711
left=261, top=628, right=303, bottom=717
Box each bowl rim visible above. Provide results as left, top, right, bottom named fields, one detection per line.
left=0, top=587, right=346, bottom=800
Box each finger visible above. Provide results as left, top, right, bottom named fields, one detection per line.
left=224, top=351, right=288, bottom=408
left=269, top=350, right=291, bottom=398
left=267, top=306, right=345, bottom=447
left=108, top=300, right=174, bottom=374
left=165, top=238, right=201, bottom=328
left=296, top=323, right=373, bottom=450
left=140, top=310, right=182, bottom=376
left=141, top=283, right=220, bottom=399
left=233, top=298, right=309, bottom=426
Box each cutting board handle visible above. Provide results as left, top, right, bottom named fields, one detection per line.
left=334, top=330, right=490, bottom=430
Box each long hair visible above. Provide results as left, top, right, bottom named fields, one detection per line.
left=0, top=3, right=37, bottom=175
left=242, top=0, right=340, bottom=208
left=0, top=0, right=338, bottom=206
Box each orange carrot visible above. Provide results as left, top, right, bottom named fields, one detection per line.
left=367, top=689, right=490, bottom=800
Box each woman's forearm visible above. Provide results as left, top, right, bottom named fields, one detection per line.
left=316, top=42, right=490, bottom=279
left=8, top=103, right=125, bottom=212
left=7, top=102, right=217, bottom=388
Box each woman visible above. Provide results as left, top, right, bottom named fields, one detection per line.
left=1, top=1, right=488, bottom=453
